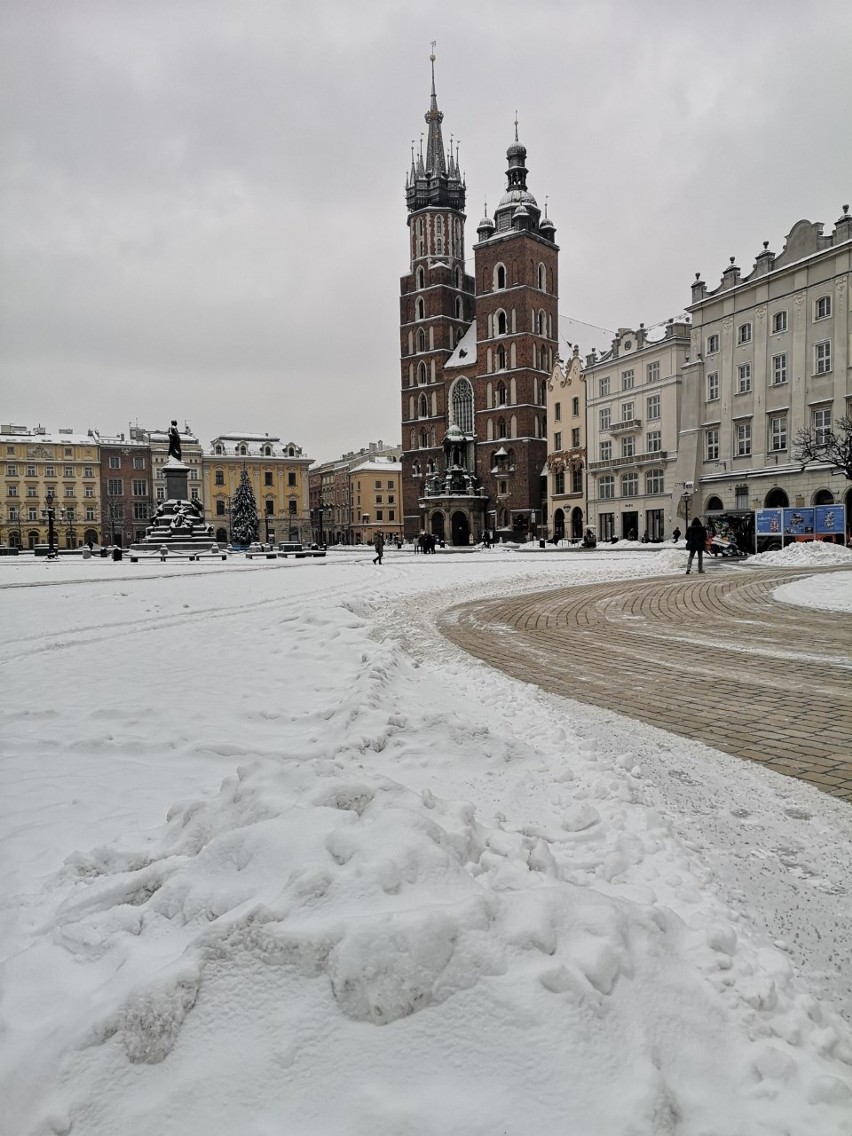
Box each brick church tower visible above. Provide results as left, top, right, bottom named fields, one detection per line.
left=400, top=60, right=558, bottom=544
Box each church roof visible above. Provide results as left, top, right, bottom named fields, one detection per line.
left=444, top=321, right=478, bottom=369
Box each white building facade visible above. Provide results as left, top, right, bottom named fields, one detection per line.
left=584, top=321, right=690, bottom=541
left=678, top=208, right=852, bottom=532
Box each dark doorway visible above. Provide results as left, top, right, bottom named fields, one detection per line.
left=451, top=511, right=469, bottom=546
left=430, top=512, right=445, bottom=540
left=553, top=509, right=565, bottom=540
left=571, top=507, right=583, bottom=539
left=621, top=511, right=639, bottom=540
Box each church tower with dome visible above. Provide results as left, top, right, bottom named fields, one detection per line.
left=400, top=59, right=559, bottom=544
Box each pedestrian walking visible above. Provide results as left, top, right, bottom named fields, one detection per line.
left=685, top=516, right=707, bottom=574
left=372, top=532, right=384, bottom=565
left=672, top=527, right=681, bottom=543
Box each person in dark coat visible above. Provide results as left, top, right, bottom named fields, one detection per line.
left=685, top=516, right=707, bottom=574
left=672, top=527, right=681, bottom=543
left=372, top=532, right=384, bottom=565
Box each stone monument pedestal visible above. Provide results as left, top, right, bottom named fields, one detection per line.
left=131, top=457, right=220, bottom=555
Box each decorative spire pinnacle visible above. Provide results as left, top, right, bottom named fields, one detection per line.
left=514, top=111, right=519, bottom=143
left=405, top=48, right=465, bottom=213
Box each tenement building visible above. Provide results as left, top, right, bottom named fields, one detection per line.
left=202, top=433, right=312, bottom=545
left=400, top=58, right=557, bottom=543
left=545, top=347, right=586, bottom=541
left=584, top=320, right=690, bottom=542
left=0, top=424, right=102, bottom=549
left=678, top=208, right=852, bottom=526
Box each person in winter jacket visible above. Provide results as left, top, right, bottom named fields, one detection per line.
left=685, top=516, right=707, bottom=574
left=372, top=532, right=384, bottom=565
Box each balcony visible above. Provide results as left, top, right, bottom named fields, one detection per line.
left=607, top=418, right=642, bottom=434
left=588, top=450, right=668, bottom=472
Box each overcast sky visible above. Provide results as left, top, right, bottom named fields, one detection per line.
left=3, top=0, right=851, bottom=463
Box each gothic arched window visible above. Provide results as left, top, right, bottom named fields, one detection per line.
left=496, top=310, right=507, bottom=336
left=416, top=298, right=425, bottom=320
left=497, top=345, right=506, bottom=371
left=416, top=266, right=425, bottom=289
left=495, top=263, right=506, bottom=290
left=418, top=393, right=428, bottom=418
left=418, top=327, right=426, bottom=352
left=418, top=362, right=427, bottom=385
left=451, top=379, right=473, bottom=434
left=538, top=263, right=546, bottom=291
left=498, top=418, right=507, bottom=439
left=497, top=380, right=507, bottom=406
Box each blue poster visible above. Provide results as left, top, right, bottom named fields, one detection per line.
left=815, top=504, right=846, bottom=535
left=783, top=508, right=815, bottom=536
left=756, top=508, right=783, bottom=535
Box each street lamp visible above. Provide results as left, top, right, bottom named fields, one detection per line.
left=41, top=490, right=58, bottom=558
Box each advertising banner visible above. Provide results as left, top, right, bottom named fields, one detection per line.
left=814, top=504, right=846, bottom=536
left=783, top=508, right=815, bottom=536
left=755, top=509, right=783, bottom=535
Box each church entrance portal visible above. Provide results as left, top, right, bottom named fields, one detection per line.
left=430, top=512, right=445, bottom=541
left=451, top=511, right=469, bottom=546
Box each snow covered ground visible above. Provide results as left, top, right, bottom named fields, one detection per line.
left=1, top=545, right=851, bottom=1136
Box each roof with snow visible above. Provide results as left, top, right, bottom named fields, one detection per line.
left=350, top=459, right=402, bottom=474
left=445, top=322, right=478, bottom=369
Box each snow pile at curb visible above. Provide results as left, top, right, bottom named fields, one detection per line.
left=752, top=542, right=852, bottom=568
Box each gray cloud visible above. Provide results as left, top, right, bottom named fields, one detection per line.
left=2, top=0, right=851, bottom=459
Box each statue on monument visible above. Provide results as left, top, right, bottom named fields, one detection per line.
left=167, top=420, right=182, bottom=461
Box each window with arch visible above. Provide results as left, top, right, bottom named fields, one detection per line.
left=496, top=345, right=506, bottom=371
left=537, top=309, right=546, bottom=336
left=412, top=461, right=421, bottom=477
left=495, top=264, right=506, bottom=290
left=416, top=266, right=425, bottom=289
left=496, top=310, right=507, bottom=335
left=415, top=298, right=424, bottom=321
left=419, top=430, right=428, bottom=449
left=417, top=327, right=426, bottom=352
left=455, top=297, right=463, bottom=319
left=214, top=444, right=223, bottom=455
left=498, top=418, right=507, bottom=439
left=621, top=473, right=639, bottom=497
left=705, top=495, right=724, bottom=511
left=238, top=445, right=247, bottom=456
left=418, top=362, right=427, bottom=385
left=511, top=415, right=518, bottom=438
left=418, top=393, right=429, bottom=418
left=264, top=446, right=272, bottom=456
left=497, top=380, right=507, bottom=406
left=215, top=469, right=224, bottom=486
left=408, top=396, right=415, bottom=420
left=538, top=263, right=546, bottom=291
left=455, top=266, right=463, bottom=288
left=451, top=379, right=473, bottom=433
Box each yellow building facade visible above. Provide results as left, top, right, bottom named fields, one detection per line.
left=1, top=425, right=102, bottom=549
left=202, top=433, right=312, bottom=544
left=349, top=459, right=403, bottom=545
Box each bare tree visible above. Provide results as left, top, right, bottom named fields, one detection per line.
left=794, top=414, right=852, bottom=482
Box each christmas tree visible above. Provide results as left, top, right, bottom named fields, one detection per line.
left=231, top=466, right=259, bottom=545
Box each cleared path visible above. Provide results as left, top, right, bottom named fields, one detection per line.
left=440, top=566, right=852, bottom=802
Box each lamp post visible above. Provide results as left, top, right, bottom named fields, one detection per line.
left=41, top=490, right=58, bottom=558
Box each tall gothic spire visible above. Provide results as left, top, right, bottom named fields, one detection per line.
left=405, top=47, right=465, bottom=213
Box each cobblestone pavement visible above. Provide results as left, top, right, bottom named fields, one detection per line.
left=440, top=565, right=852, bottom=802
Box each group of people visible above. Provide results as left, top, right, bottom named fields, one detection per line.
left=414, top=532, right=439, bottom=555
